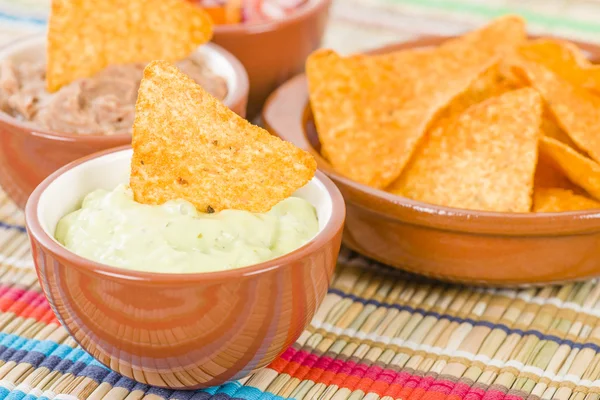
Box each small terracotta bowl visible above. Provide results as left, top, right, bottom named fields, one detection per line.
left=0, top=34, right=249, bottom=209
left=263, top=36, right=600, bottom=287
left=212, top=0, right=331, bottom=119
left=25, top=146, right=344, bottom=389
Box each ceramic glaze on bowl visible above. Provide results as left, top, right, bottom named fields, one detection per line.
left=25, top=146, right=345, bottom=389
left=0, top=34, right=249, bottom=209
left=263, top=35, right=600, bottom=286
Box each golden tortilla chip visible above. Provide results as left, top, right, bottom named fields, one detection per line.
left=306, top=18, right=526, bottom=188
left=540, top=107, right=574, bottom=146
left=388, top=88, right=542, bottom=212
left=539, top=136, right=600, bottom=201
left=445, top=15, right=526, bottom=56
left=385, top=67, right=520, bottom=190
left=534, top=152, right=578, bottom=191
left=513, top=60, right=600, bottom=164
left=429, top=65, right=521, bottom=132
left=47, top=0, right=213, bottom=92
left=130, top=61, right=316, bottom=213
left=307, top=49, right=495, bottom=188
left=518, top=39, right=600, bottom=93
left=533, top=188, right=600, bottom=212
left=375, top=15, right=526, bottom=100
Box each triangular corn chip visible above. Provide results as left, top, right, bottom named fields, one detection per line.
left=385, top=66, right=521, bottom=190
left=539, top=136, right=600, bottom=201
left=518, top=39, right=600, bottom=94
left=421, top=65, right=520, bottom=142
left=534, top=152, right=579, bottom=192
left=388, top=88, right=542, bottom=212
left=307, top=18, right=525, bottom=188
left=47, top=0, right=213, bottom=91
left=513, top=60, right=600, bottom=164
left=130, top=61, right=316, bottom=213
left=533, top=188, right=600, bottom=212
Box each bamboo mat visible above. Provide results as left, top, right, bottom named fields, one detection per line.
left=0, top=186, right=599, bottom=399
left=2, top=2, right=600, bottom=400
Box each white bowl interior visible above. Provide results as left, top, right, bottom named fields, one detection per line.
left=37, top=149, right=333, bottom=249
left=0, top=35, right=239, bottom=106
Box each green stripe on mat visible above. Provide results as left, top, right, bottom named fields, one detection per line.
left=383, top=0, right=600, bottom=34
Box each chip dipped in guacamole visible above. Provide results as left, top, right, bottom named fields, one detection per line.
left=54, top=61, right=318, bottom=273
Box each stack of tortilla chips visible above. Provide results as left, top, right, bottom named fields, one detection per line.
left=307, top=15, right=600, bottom=213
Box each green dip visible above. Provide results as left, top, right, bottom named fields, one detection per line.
left=55, top=185, right=319, bottom=273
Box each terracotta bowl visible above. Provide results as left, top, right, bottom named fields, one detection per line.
left=25, top=146, right=345, bottom=389
left=0, top=34, right=249, bottom=209
left=263, top=35, right=600, bottom=287
left=212, top=0, right=331, bottom=119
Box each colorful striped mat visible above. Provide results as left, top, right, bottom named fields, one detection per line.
left=3, top=2, right=600, bottom=399
left=0, top=185, right=598, bottom=399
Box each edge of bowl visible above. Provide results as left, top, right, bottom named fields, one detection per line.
left=25, top=145, right=346, bottom=283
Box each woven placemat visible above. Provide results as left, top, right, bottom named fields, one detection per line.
left=2, top=3, right=600, bottom=400
left=0, top=187, right=598, bottom=400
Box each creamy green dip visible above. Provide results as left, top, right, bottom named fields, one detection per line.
left=55, top=185, right=319, bottom=273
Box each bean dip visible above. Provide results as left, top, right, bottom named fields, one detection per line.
left=0, top=55, right=228, bottom=135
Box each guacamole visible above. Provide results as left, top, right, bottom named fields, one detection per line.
left=55, top=185, right=318, bottom=273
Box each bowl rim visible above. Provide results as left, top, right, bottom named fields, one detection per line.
left=25, top=145, right=346, bottom=283
left=0, top=34, right=249, bottom=142
left=212, top=0, right=332, bottom=35
left=262, top=35, right=600, bottom=236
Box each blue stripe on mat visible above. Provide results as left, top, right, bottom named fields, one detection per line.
left=0, top=222, right=25, bottom=233
left=0, top=332, right=290, bottom=399
left=0, top=11, right=45, bottom=25
left=328, top=288, right=599, bottom=350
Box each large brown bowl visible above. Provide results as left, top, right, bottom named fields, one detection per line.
left=263, top=35, right=600, bottom=286
left=212, top=0, right=331, bottom=119
left=0, top=34, right=249, bottom=209
left=25, top=146, right=345, bottom=389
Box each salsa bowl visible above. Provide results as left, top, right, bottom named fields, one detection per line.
left=25, top=146, right=344, bottom=389
left=263, top=36, right=600, bottom=286
left=0, top=34, right=249, bottom=209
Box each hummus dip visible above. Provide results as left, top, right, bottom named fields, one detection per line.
left=55, top=185, right=319, bottom=273
left=0, top=55, right=228, bottom=135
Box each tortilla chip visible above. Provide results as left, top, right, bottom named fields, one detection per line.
left=308, top=16, right=526, bottom=188
left=513, top=60, right=600, bottom=164
left=534, top=152, right=579, bottom=191
left=539, top=137, right=600, bottom=201
left=445, top=15, right=526, bottom=57
left=533, top=188, right=600, bottom=212
left=47, top=0, right=213, bottom=92
left=388, top=88, right=542, bottom=212
left=540, top=107, right=574, bottom=145
left=518, top=39, right=600, bottom=93
left=130, top=61, right=316, bottom=213
left=429, top=65, right=521, bottom=132
left=308, top=49, right=497, bottom=188
left=376, top=15, right=526, bottom=99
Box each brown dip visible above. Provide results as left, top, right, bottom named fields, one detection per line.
left=0, top=55, right=228, bottom=135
